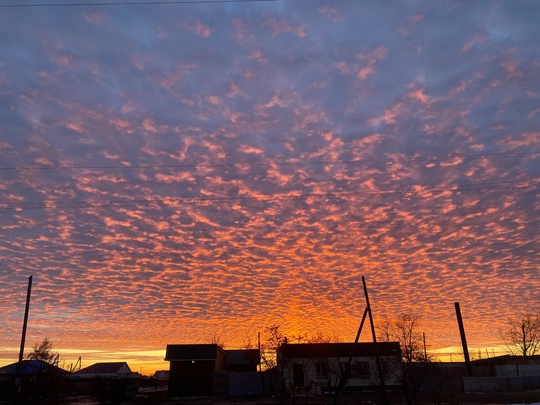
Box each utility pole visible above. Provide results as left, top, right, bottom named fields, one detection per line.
left=335, top=306, right=368, bottom=404
left=454, top=302, right=473, bottom=376
left=423, top=332, right=428, bottom=362
left=18, top=275, right=33, bottom=365
left=16, top=275, right=33, bottom=404
left=363, top=276, right=388, bottom=405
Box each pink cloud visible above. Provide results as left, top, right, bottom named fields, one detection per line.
left=368, top=102, right=406, bottom=126
left=357, top=63, right=375, bottom=80
left=238, top=144, right=264, bottom=155
left=264, top=17, right=306, bottom=38
left=182, top=20, right=212, bottom=38
left=408, top=88, right=431, bottom=104
left=317, top=5, right=342, bottom=22
left=501, top=61, right=523, bottom=79
left=460, top=34, right=487, bottom=53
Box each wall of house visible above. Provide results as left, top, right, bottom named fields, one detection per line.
left=168, top=360, right=216, bottom=397
left=463, top=376, right=524, bottom=392
left=495, top=363, right=540, bottom=377
left=281, top=355, right=402, bottom=396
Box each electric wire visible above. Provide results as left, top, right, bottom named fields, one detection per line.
left=0, top=151, right=535, bottom=171
left=0, top=181, right=537, bottom=210
left=0, top=0, right=277, bottom=8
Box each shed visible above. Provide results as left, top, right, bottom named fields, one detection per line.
left=165, top=344, right=227, bottom=397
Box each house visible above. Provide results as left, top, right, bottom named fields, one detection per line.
left=0, top=360, right=68, bottom=401
left=0, top=359, right=67, bottom=377
left=165, top=344, right=227, bottom=397
left=70, top=362, right=139, bottom=400
left=72, top=362, right=134, bottom=379
left=277, top=342, right=402, bottom=396
left=165, top=344, right=263, bottom=397
left=153, top=370, right=169, bottom=380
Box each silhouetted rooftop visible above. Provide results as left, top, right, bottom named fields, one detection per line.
left=279, top=342, right=401, bottom=358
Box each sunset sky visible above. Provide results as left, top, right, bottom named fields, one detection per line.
left=0, top=0, right=539, bottom=375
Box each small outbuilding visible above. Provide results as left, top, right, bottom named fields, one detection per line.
left=165, top=344, right=227, bottom=397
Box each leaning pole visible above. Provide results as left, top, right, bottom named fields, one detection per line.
left=18, top=275, right=33, bottom=365
left=363, top=276, right=388, bottom=405
left=454, top=302, right=473, bottom=376
left=16, top=275, right=33, bottom=403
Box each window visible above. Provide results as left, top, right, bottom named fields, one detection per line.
left=338, top=362, right=348, bottom=376
left=352, top=361, right=370, bottom=378
left=315, top=362, right=328, bottom=378
left=380, top=361, right=389, bottom=377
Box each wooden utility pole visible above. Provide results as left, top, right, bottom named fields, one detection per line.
left=454, top=302, right=473, bottom=376
left=16, top=275, right=33, bottom=404
left=18, top=275, right=33, bottom=365
left=335, top=306, right=369, bottom=404
left=363, top=276, right=388, bottom=405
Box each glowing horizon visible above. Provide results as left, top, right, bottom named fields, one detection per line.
left=0, top=1, right=538, bottom=377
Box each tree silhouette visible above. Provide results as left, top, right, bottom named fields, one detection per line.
left=27, top=337, right=58, bottom=364
left=501, top=312, right=540, bottom=356
left=378, top=314, right=429, bottom=405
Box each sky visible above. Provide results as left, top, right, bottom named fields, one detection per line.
left=0, top=0, right=539, bottom=375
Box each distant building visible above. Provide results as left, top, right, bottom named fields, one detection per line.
left=277, top=342, right=402, bottom=396
left=464, top=355, right=540, bottom=393
left=153, top=370, right=169, bottom=379
left=72, top=362, right=134, bottom=379
left=70, top=362, right=139, bottom=401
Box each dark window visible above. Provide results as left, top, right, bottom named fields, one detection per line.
left=338, top=362, right=348, bottom=376
left=293, top=364, right=304, bottom=387
left=353, top=361, right=370, bottom=378
left=380, top=361, right=389, bottom=377
left=315, top=362, right=328, bottom=378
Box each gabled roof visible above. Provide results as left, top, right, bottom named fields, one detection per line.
left=153, top=370, right=169, bottom=379
left=74, top=362, right=131, bottom=376
left=165, top=344, right=226, bottom=361
left=0, top=360, right=68, bottom=376
left=225, top=349, right=260, bottom=366
left=279, top=342, right=401, bottom=358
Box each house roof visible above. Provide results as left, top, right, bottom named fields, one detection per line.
left=279, top=342, right=401, bottom=358
left=0, top=360, right=68, bottom=376
left=165, top=344, right=226, bottom=361
left=472, top=354, right=540, bottom=365
left=225, top=349, right=260, bottom=366
left=153, top=370, right=169, bottom=378
left=74, top=362, right=131, bottom=375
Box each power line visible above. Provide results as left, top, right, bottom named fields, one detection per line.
left=0, top=0, right=277, bottom=8
left=0, top=181, right=537, bottom=210
left=0, top=152, right=534, bottom=171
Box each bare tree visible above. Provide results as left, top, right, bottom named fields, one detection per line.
left=378, top=314, right=430, bottom=405
left=377, top=318, right=392, bottom=343
left=501, top=312, right=540, bottom=356
left=27, top=337, right=58, bottom=364
left=394, top=314, right=425, bottom=364
left=209, top=333, right=225, bottom=349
